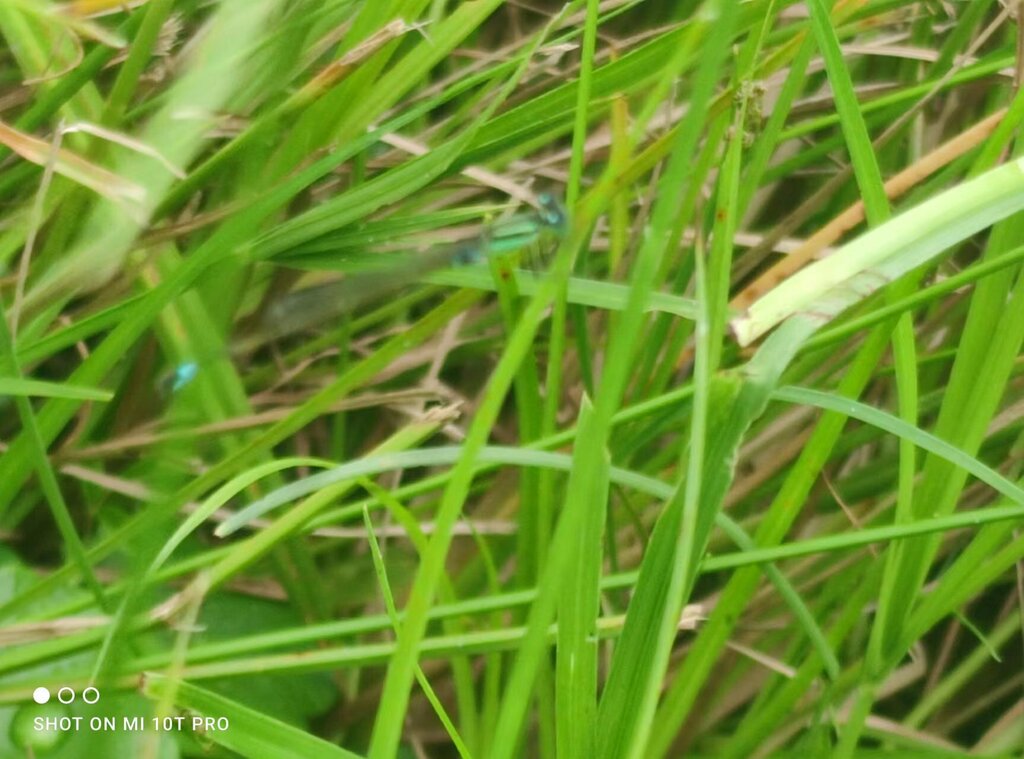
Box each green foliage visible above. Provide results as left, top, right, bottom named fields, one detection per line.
left=2, top=1, right=1024, bottom=757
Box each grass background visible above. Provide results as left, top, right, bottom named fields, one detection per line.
left=1, top=0, right=1024, bottom=756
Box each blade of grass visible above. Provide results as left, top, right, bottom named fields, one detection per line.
left=594, top=1, right=742, bottom=754
left=0, top=377, right=112, bottom=401
left=142, top=673, right=363, bottom=759
left=362, top=508, right=472, bottom=759
left=366, top=10, right=578, bottom=754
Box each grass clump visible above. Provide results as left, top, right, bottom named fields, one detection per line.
left=1, top=1, right=1024, bottom=757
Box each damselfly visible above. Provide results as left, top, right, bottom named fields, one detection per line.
left=165, top=193, right=567, bottom=393
left=254, top=192, right=567, bottom=342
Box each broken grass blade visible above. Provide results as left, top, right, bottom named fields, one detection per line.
left=0, top=120, right=146, bottom=209
left=731, top=157, right=1024, bottom=346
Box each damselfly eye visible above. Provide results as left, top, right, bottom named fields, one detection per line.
left=536, top=192, right=566, bottom=229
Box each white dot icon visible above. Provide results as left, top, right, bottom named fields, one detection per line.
left=32, top=687, right=50, bottom=704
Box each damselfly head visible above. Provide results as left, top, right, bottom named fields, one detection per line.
left=536, top=192, right=567, bottom=231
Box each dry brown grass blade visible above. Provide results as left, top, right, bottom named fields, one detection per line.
left=0, top=120, right=146, bottom=209
left=291, top=19, right=426, bottom=107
